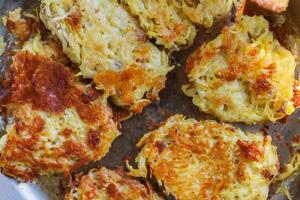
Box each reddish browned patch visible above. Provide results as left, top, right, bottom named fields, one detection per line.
left=0, top=121, right=61, bottom=181
left=113, top=109, right=131, bottom=123
left=292, top=81, right=300, bottom=107
left=88, top=129, right=101, bottom=149
left=262, top=168, right=274, bottom=180
left=291, top=135, right=300, bottom=144
left=236, top=0, right=247, bottom=17
left=222, top=27, right=232, bottom=50
left=6, top=17, right=33, bottom=42
left=131, top=100, right=151, bottom=113
left=237, top=140, right=262, bottom=161
left=5, top=51, right=103, bottom=123
left=63, top=140, right=85, bottom=157
left=29, top=116, right=45, bottom=134
left=106, top=183, right=124, bottom=200
left=15, top=120, right=26, bottom=132
left=275, top=131, right=283, bottom=141
left=94, top=65, right=146, bottom=104
left=0, top=52, right=119, bottom=181
left=236, top=161, right=246, bottom=181
left=217, top=66, right=238, bottom=81
left=155, top=141, right=167, bottom=153
left=65, top=12, right=82, bottom=29
left=138, top=32, right=148, bottom=43
left=59, top=128, right=73, bottom=137
left=185, top=48, right=201, bottom=74
left=252, top=75, right=272, bottom=95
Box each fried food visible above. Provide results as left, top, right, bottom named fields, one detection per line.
left=66, top=167, right=163, bottom=200
left=122, top=0, right=196, bottom=49
left=182, top=15, right=298, bottom=124
left=0, top=37, right=120, bottom=181
left=128, top=115, right=279, bottom=200
left=2, top=8, right=34, bottom=42
left=251, top=0, right=289, bottom=13
left=40, top=0, right=172, bottom=113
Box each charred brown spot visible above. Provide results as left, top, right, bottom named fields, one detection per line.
left=155, top=141, right=167, bottom=153
left=252, top=75, right=272, bottom=95
left=94, top=65, right=162, bottom=110
left=138, top=32, right=148, bottom=43
left=275, top=131, right=283, bottom=141
left=29, top=116, right=45, bottom=134
left=88, top=129, right=101, bottom=149
left=6, top=17, right=33, bottom=43
left=291, top=135, right=300, bottom=144
left=106, top=183, right=124, bottom=200
left=292, top=81, right=300, bottom=107
left=15, top=120, right=26, bottom=132
left=60, top=128, right=73, bottom=137
left=80, top=90, right=100, bottom=104
left=5, top=51, right=103, bottom=123
left=66, top=12, right=82, bottom=29
left=113, top=108, right=131, bottom=123
left=217, top=66, right=238, bottom=81
left=236, top=161, right=245, bottom=181
left=237, top=140, right=262, bottom=161
left=63, top=140, right=85, bottom=157
left=262, top=169, right=274, bottom=180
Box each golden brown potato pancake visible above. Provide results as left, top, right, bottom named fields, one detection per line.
left=129, top=115, right=279, bottom=200
left=0, top=37, right=120, bottom=181
left=40, top=0, right=173, bottom=113
left=183, top=15, right=299, bottom=124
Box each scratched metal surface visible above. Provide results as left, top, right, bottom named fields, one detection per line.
left=0, top=0, right=299, bottom=200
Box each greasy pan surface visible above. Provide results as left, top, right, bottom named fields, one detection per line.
left=0, top=0, right=299, bottom=199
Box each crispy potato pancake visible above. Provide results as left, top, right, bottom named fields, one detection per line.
left=176, top=0, right=235, bottom=27
left=128, top=115, right=279, bottom=200
left=121, top=0, right=196, bottom=49
left=0, top=38, right=120, bottom=181
left=40, top=0, right=172, bottom=113
left=182, top=15, right=299, bottom=124
left=66, top=167, right=163, bottom=200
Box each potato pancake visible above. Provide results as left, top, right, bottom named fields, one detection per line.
left=66, top=167, right=163, bottom=200
left=40, top=0, right=172, bottom=113
left=0, top=38, right=120, bottom=181
left=128, top=115, right=279, bottom=200
left=122, top=0, right=196, bottom=49
left=182, top=15, right=299, bottom=124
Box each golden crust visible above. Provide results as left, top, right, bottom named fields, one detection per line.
left=128, top=115, right=279, bottom=200
left=183, top=15, right=298, bottom=124
left=0, top=46, right=120, bottom=181
left=66, top=167, right=163, bottom=200
left=40, top=0, right=172, bottom=113
left=2, top=8, right=34, bottom=42
left=251, top=0, right=289, bottom=12
left=122, top=0, right=196, bottom=49
left=177, top=0, right=234, bottom=27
